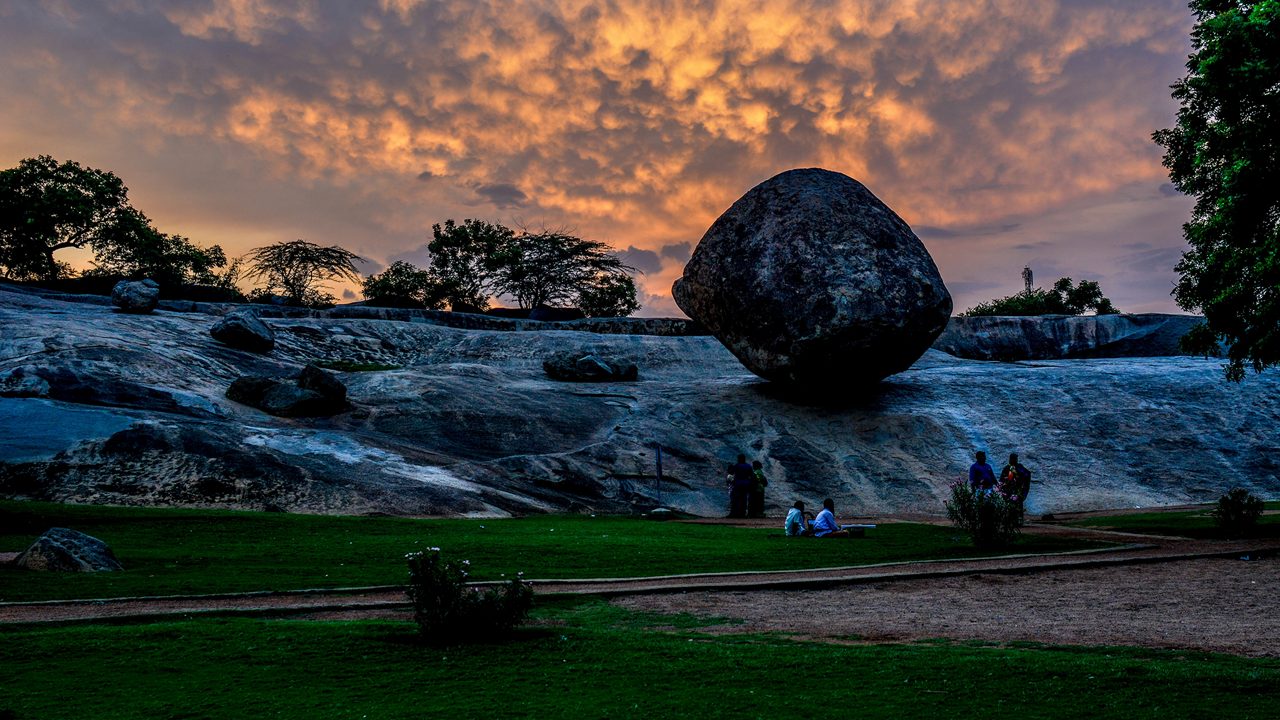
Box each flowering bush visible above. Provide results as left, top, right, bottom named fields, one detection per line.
left=945, top=480, right=1025, bottom=548
left=405, top=548, right=534, bottom=644
left=1212, top=488, right=1264, bottom=538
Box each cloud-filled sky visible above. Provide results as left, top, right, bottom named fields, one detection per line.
left=0, top=0, right=1197, bottom=315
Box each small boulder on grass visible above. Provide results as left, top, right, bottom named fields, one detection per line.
left=15, top=528, right=123, bottom=572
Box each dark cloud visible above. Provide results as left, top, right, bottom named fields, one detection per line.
left=342, top=288, right=357, bottom=300
left=417, top=170, right=437, bottom=181
left=660, top=242, right=693, bottom=263
left=473, top=183, right=528, bottom=208
left=618, top=245, right=661, bottom=274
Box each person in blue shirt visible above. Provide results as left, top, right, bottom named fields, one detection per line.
left=811, top=498, right=852, bottom=538
left=968, top=451, right=996, bottom=494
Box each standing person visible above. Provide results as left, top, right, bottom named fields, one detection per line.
left=968, top=451, right=996, bottom=494
left=784, top=501, right=811, bottom=537
left=1000, top=453, right=1032, bottom=505
left=748, top=460, right=768, bottom=518
left=725, top=454, right=754, bottom=519
left=811, top=498, right=852, bottom=538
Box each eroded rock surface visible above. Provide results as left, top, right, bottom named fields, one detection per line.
left=934, top=314, right=1203, bottom=361
left=673, top=168, right=952, bottom=388
left=544, top=350, right=638, bottom=382
left=0, top=286, right=1276, bottom=517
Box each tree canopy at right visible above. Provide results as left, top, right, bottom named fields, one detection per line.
left=1155, top=0, right=1280, bottom=381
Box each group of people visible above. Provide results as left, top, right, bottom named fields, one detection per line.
left=968, top=451, right=1033, bottom=504
left=724, top=454, right=769, bottom=518
left=783, top=498, right=857, bottom=538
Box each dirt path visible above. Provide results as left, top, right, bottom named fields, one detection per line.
left=617, top=555, right=1280, bottom=658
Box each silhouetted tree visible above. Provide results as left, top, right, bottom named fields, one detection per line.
left=489, top=230, right=637, bottom=312
left=0, top=155, right=224, bottom=285
left=1154, top=0, right=1280, bottom=381
left=426, top=219, right=512, bottom=311
left=361, top=260, right=451, bottom=309
left=244, top=239, right=363, bottom=307
left=963, top=277, right=1119, bottom=317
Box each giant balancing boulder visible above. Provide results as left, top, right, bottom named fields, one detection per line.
left=672, top=168, right=952, bottom=389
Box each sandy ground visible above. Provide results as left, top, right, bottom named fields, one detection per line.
left=615, top=555, right=1280, bottom=657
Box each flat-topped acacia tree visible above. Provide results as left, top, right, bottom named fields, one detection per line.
left=244, top=239, right=364, bottom=307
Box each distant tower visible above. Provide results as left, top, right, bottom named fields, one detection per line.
left=1022, top=265, right=1034, bottom=294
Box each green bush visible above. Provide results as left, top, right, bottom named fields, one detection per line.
left=945, top=480, right=1025, bottom=548
left=406, top=548, right=533, bottom=644
left=1212, top=488, right=1264, bottom=538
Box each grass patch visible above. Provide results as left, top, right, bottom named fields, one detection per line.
left=311, top=359, right=401, bottom=372
left=2, top=605, right=1279, bottom=718
left=0, top=501, right=1109, bottom=602
left=1068, top=501, right=1280, bottom=539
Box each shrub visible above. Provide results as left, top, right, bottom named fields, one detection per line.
left=405, top=548, right=533, bottom=644
left=945, top=480, right=1025, bottom=548
left=1212, top=488, right=1264, bottom=538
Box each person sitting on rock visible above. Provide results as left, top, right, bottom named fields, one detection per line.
left=968, top=450, right=996, bottom=494
left=784, top=501, right=811, bottom=537
left=748, top=460, right=769, bottom=518
left=811, top=498, right=853, bottom=538
left=1000, top=453, right=1032, bottom=505
left=725, top=454, right=754, bottom=519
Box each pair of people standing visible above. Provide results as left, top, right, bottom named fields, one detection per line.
left=725, top=454, right=768, bottom=519
left=969, top=451, right=1032, bottom=504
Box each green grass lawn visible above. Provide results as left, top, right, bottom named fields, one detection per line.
left=3, top=602, right=1278, bottom=719
left=1067, top=501, right=1280, bottom=539
left=0, top=500, right=1109, bottom=602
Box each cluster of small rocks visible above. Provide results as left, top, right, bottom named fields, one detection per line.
left=226, top=364, right=348, bottom=417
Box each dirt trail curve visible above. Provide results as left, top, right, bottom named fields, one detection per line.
left=3, top=521, right=1277, bottom=626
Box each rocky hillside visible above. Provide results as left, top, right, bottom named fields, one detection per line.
left=1, top=287, right=1276, bottom=517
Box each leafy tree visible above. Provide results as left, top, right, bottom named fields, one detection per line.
left=0, top=155, right=135, bottom=280
left=489, top=230, right=638, bottom=312
left=0, top=155, right=227, bottom=286
left=963, top=277, right=1119, bottom=317
left=85, top=210, right=227, bottom=288
left=244, top=239, right=363, bottom=307
left=1154, top=0, right=1280, bottom=381
left=426, top=219, right=513, bottom=311
left=577, top=270, right=641, bottom=318
left=361, top=261, right=450, bottom=309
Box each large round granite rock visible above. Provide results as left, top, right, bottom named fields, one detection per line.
left=672, top=168, right=952, bottom=388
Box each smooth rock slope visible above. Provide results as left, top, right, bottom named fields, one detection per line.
left=0, top=287, right=1276, bottom=517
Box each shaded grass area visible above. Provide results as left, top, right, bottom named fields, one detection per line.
left=0, top=501, right=1109, bottom=602
left=2, top=603, right=1279, bottom=719
left=1068, top=501, right=1280, bottom=539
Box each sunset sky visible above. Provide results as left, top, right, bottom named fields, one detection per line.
left=0, top=0, right=1197, bottom=315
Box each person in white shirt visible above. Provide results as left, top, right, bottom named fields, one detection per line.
left=784, top=501, right=811, bottom=537
left=811, top=498, right=852, bottom=538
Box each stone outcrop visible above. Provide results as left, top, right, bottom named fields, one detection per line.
left=15, top=527, right=123, bottom=572
left=1, top=285, right=1277, bottom=518
left=543, top=350, right=638, bottom=382
left=210, top=311, right=275, bottom=353
left=673, top=168, right=952, bottom=388
left=225, top=364, right=347, bottom=417
left=111, top=279, right=159, bottom=314
left=932, top=314, right=1204, bottom=361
